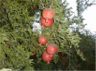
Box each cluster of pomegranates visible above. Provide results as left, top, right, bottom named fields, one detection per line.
left=39, top=36, right=58, bottom=64
left=41, top=8, right=55, bottom=28
left=38, top=8, right=58, bottom=64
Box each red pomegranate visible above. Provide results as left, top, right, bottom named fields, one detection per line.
left=42, top=51, right=53, bottom=64
left=42, top=8, right=55, bottom=19
left=38, top=36, right=48, bottom=45
left=41, top=17, right=54, bottom=27
left=46, top=44, right=58, bottom=55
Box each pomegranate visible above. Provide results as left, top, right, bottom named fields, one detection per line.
left=46, top=44, right=58, bottom=55
left=42, top=8, right=55, bottom=19
left=41, top=17, right=54, bottom=27
left=42, top=51, right=53, bottom=64
left=38, top=36, right=48, bottom=45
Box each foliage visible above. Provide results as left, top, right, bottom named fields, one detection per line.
left=0, top=0, right=95, bottom=70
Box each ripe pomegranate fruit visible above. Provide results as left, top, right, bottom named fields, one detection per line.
left=38, top=36, right=48, bottom=45
left=42, top=8, right=55, bottom=19
left=41, top=17, right=54, bottom=27
left=42, top=51, right=53, bottom=64
left=46, top=44, right=58, bottom=55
